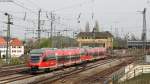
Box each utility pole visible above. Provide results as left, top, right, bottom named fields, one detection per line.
left=141, top=8, right=147, bottom=49
left=5, top=13, right=13, bottom=64
left=37, top=9, right=41, bottom=41
left=50, top=12, right=55, bottom=48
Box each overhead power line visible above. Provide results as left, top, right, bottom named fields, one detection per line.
left=0, top=0, right=38, bottom=14
left=27, top=0, right=41, bottom=9
left=0, top=0, right=13, bottom=2
left=12, top=1, right=37, bottom=14
left=52, top=0, right=88, bottom=12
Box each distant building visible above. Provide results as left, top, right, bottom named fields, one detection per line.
left=10, top=38, right=24, bottom=57
left=0, top=37, right=24, bottom=58
left=0, top=37, right=7, bottom=58
left=76, top=31, right=113, bottom=49
left=128, top=40, right=150, bottom=48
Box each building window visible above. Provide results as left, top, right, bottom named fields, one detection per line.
left=89, top=37, right=92, bottom=39
left=17, top=50, right=21, bottom=53
left=0, top=46, right=6, bottom=48
left=82, top=37, right=84, bottom=39
left=1, top=50, right=4, bottom=52
left=12, top=50, right=16, bottom=52
left=12, top=46, right=16, bottom=48
left=18, top=46, right=21, bottom=48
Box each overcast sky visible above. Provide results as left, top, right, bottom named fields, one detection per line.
left=0, top=0, right=150, bottom=40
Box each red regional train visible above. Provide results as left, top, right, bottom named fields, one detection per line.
left=27, top=47, right=107, bottom=72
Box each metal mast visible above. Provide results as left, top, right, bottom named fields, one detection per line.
left=37, top=9, right=41, bottom=41
left=5, top=13, right=13, bottom=64
left=141, top=8, right=147, bottom=49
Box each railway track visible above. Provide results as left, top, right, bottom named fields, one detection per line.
left=0, top=64, right=28, bottom=77
left=0, top=74, right=34, bottom=84
left=0, top=64, right=25, bottom=70
left=78, top=62, right=126, bottom=84
left=42, top=58, right=133, bottom=84
left=78, top=58, right=134, bottom=84
left=0, top=68, right=29, bottom=77
left=0, top=65, right=32, bottom=84
left=6, top=58, right=116, bottom=84
left=29, top=58, right=120, bottom=84
left=0, top=57, right=133, bottom=84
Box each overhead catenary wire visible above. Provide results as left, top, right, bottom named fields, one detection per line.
left=25, top=0, right=41, bottom=9
left=1, top=0, right=95, bottom=16
left=50, top=0, right=91, bottom=12
left=0, top=0, right=96, bottom=38
left=0, top=11, right=38, bottom=27
left=12, top=1, right=38, bottom=14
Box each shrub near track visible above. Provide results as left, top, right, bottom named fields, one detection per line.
left=9, top=57, right=23, bottom=65
left=0, top=59, right=4, bottom=67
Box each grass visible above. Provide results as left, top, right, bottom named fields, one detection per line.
left=118, top=73, right=150, bottom=84
left=0, top=57, right=24, bottom=66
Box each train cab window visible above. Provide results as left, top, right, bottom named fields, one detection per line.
left=30, top=56, right=40, bottom=63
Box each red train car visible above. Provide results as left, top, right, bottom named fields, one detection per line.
left=28, top=47, right=107, bottom=72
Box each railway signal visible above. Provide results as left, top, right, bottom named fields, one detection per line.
left=4, top=13, right=13, bottom=64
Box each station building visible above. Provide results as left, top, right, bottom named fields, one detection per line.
left=76, top=31, right=113, bottom=49
left=0, top=37, right=24, bottom=58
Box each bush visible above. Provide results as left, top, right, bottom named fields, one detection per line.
left=19, top=54, right=29, bottom=64
left=0, top=59, right=5, bottom=66
left=9, top=58, right=22, bottom=65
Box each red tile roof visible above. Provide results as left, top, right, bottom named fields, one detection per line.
left=10, top=38, right=23, bottom=46
left=0, top=37, right=6, bottom=45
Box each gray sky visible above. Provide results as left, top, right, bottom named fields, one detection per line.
left=0, top=0, right=149, bottom=40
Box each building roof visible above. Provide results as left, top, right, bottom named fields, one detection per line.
left=76, top=31, right=113, bottom=38
left=0, top=37, right=6, bottom=46
left=10, top=38, right=23, bottom=46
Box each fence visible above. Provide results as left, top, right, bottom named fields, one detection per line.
left=117, top=65, right=150, bottom=84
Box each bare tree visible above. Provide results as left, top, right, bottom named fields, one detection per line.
left=85, top=21, right=90, bottom=32
left=93, top=20, right=100, bottom=32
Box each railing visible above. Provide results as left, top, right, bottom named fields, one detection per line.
left=117, top=65, right=150, bottom=84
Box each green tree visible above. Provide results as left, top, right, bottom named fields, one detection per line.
left=39, top=38, right=51, bottom=48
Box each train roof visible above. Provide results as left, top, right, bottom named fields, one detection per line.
left=30, top=49, right=45, bottom=54
left=41, top=48, right=57, bottom=50
left=30, top=47, right=105, bottom=54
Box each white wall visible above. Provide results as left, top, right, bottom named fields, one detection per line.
left=0, top=45, right=7, bottom=58
left=10, top=46, right=24, bottom=57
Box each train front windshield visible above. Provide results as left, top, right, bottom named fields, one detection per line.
left=30, top=54, right=41, bottom=63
